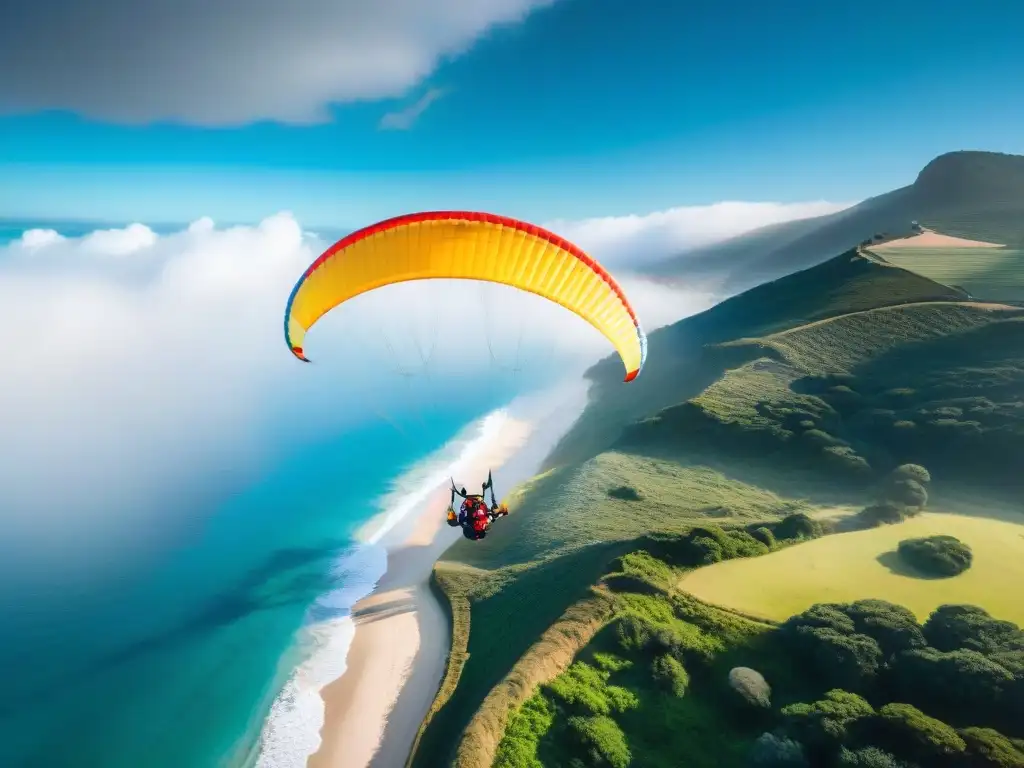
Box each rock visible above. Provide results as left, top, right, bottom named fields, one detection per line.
left=728, top=666, right=771, bottom=709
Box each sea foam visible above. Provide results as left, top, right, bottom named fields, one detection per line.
left=254, top=407, right=511, bottom=767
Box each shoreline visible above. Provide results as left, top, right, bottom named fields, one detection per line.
left=306, top=415, right=535, bottom=768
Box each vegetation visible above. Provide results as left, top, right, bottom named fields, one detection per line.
left=897, top=536, right=973, bottom=577
left=409, top=165, right=1024, bottom=768
left=678, top=513, right=1024, bottom=626
left=490, top=536, right=1024, bottom=768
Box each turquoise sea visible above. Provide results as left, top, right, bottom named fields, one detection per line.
left=0, top=220, right=534, bottom=767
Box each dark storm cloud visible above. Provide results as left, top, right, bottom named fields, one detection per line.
left=0, top=0, right=555, bottom=125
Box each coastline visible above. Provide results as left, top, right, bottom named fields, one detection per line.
left=306, top=415, right=534, bottom=768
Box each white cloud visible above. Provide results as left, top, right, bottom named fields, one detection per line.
left=0, top=212, right=713, bottom=577
left=0, top=0, right=558, bottom=125
left=545, top=200, right=856, bottom=270
left=379, top=87, right=447, bottom=130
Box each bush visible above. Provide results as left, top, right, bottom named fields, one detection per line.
left=607, top=485, right=643, bottom=501
left=858, top=502, right=912, bottom=527
left=875, top=703, right=966, bottom=765
left=747, top=732, right=809, bottom=767
left=775, top=513, right=823, bottom=541
left=615, top=614, right=653, bottom=653
left=546, top=662, right=639, bottom=717
left=897, top=536, right=972, bottom=577
left=886, top=478, right=928, bottom=509
left=782, top=689, right=874, bottom=752
left=841, top=600, right=927, bottom=658
left=785, top=604, right=857, bottom=636
left=923, top=605, right=1024, bottom=656
left=651, top=654, right=689, bottom=697
left=795, top=627, right=883, bottom=691
left=959, top=727, right=1024, bottom=768
left=728, top=666, right=772, bottom=709
left=567, top=715, right=632, bottom=768
left=751, top=526, right=777, bottom=548
left=836, top=746, right=911, bottom=767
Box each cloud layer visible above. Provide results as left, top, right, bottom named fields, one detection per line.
left=0, top=0, right=556, bottom=125
left=0, top=212, right=716, bottom=575
left=546, top=200, right=855, bottom=269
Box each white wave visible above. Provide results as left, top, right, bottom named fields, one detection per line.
left=254, top=405, right=513, bottom=768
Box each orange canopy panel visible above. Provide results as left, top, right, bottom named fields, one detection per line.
left=283, top=211, right=647, bottom=381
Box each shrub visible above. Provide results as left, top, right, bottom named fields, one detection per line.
left=923, top=605, right=1024, bottom=656
left=858, top=502, right=911, bottom=527
left=796, top=627, right=883, bottom=691
left=785, top=604, right=857, bottom=636
left=782, top=690, right=874, bottom=752
left=728, top=666, right=772, bottom=709
left=752, top=526, right=777, bottom=549
left=959, top=727, right=1024, bottom=768
left=897, top=536, right=972, bottom=577
left=747, top=733, right=809, bottom=767
left=875, top=703, right=966, bottom=765
left=775, top=513, right=823, bottom=541
left=651, top=654, right=689, bottom=697
left=886, top=478, right=928, bottom=509
left=836, top=746, right=910, bottom=767
left=608, top=485, right=643, bottom=501
left=567, top=715, right=632, bottom=768
left=545, top=661, right=639, bottom=717
left=615, top=614, right=653, bottom=653
left=840, top=600, right=926, bottom=658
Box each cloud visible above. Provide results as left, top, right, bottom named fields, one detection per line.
left=379, top=87, right=447, bottom=130
left=0, top=212, right=713, bottom=578
left=545, top=200, right=856, bottom=270
left=0, top=0, right=557, bottom=125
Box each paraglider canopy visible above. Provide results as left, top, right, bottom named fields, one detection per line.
left=283, top=211, right=648, bottom=381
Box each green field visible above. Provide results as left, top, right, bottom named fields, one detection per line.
left=868, top=245, right=1024, bottom=302
left=678, top=512, right=1024, bottom=625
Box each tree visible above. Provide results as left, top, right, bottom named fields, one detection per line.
left=897, top=536, right=972, bottom=577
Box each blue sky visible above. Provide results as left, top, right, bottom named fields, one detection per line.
left=1, top=0, right=1022, bottom=226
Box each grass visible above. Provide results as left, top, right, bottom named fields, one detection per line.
left=443, top=453, right=810, bottom=570
left=678, top=511, right=1024, bottom=625
left=868, top=245, right=1024, bottom=302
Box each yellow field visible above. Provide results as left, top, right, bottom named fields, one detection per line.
left=678, top=512, right=1024, bottom=625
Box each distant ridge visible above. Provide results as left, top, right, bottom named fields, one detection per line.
left=649, top=150, right=1024, bottom=291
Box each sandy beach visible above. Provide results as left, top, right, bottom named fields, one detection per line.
left=306, top=415, right=534, bottom=768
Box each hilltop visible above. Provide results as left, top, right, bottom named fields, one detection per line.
left=650, top=150, right=1024, bottom=292
left=407, top=169, right=1024, bottom=768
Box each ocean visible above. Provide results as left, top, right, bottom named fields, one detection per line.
left=0, top=220, right=541, bottom=767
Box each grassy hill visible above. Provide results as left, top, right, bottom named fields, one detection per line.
left=408, top=196, right=1024, bottom=768
left=649, top=150, right=1024, bottom=293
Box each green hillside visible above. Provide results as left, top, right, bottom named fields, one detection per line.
left=869, top=245, right=1024, bottom=302
left=650, top=151, right=1024, bottom=292
left=409, top=219, right=1024, bottom=768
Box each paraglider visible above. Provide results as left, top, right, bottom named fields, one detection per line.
left=282, top=210, right=648, bottom=382
left=446, top=472, right=508, bottom=541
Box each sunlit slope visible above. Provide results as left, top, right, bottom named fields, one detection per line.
left=869, top=243, right=1024, bottom=302
left=546, top=251, right=965, bottom=470
left=678, top=511, right=1024, bottom=625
